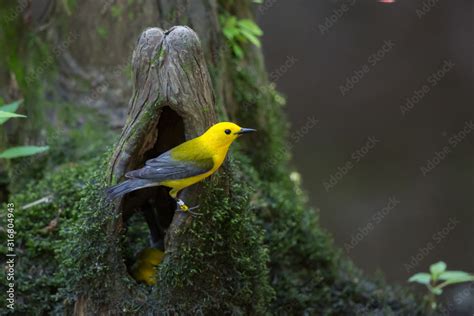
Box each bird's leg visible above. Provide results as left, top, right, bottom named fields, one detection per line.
left=176, top=199, right=188, bottom=211
left=171, top=189, right=202, bottom=216
left=175, top=199, right=202, bottom=216
left=142, top=202, right=164, bottom=249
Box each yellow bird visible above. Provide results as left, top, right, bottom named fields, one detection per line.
left=106, top=122, right=256, bottom=212
left=130, top=248, right=165, bottom=285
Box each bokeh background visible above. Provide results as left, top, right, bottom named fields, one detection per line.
left=257, top=0, right=473, bottom=285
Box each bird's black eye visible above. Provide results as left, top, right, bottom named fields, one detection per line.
left=224, top=129, right=231, bottom=135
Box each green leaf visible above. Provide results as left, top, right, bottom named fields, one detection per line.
left=0, top=99, right=23, bottom=113
left=0, top=111, right=26, bottom=119
left=432, top=287, right=443, bottom=295
left=430, top=261, right=447, bottom=279
left=439, top=271, right=472, bottom=281
left=0, top=99, right=24, bottom=124
left=442, top=277, right=474, bottom=286
left=0, top=146, right=49, bottom=159
left=439, top=271, right=474, bottom=286
left=408, top=273, right=431, bottom=285
left=238, top=19, right=263, bottom=36
left=223, top=27, right=238, bottom=40
left=253, top=0, right=264, bottom=3
left=224, top=16, right=237, bottom=29
left=240, top=29, right=261, bottom=47
left=231, top=43, right=244, bottom=59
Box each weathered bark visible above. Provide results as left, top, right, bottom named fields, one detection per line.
left=108, top=26, right=217, bottom=182
left=76, top=26, right=221, bottom=314
left=108, top=24, right=219, bottom=257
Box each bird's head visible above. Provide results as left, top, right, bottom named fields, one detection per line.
left=203, top=122, right=256, bottom=148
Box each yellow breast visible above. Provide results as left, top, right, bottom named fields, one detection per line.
left=161, top=139, right=230, bottom=192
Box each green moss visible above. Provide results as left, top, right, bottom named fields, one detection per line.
left=0, top=158, right=102, bottom=315
left=232, top=150, right=337, bottom=313
left=54, top=153, right=151, bottom=314
left=156, top=166, right=274, bottom=314
left=227, top=60, right=423, bottom=314
left=1, top=152, right=151, bottom=315
left=51, top=157, right=273, bottom=315
left=96, top=26, right=109, bottom=39
left=61, top=0, right=77, bottom=15
left=0, top=139, right=421, bottom=315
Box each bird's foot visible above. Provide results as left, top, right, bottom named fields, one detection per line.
left=176, top=199, right=202, bottom=216
left=176, top=199, right=189, bottom=211
left=187, top=205, right=201, bottom=216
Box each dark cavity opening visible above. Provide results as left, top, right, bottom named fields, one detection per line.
left=122, top=107, right=185, bottom=260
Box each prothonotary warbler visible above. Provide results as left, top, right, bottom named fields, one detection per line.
left=130, top=248, right=165, bottom=285
left=106, top=122, right=256, bottom=213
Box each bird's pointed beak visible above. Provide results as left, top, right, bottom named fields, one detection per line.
left=235, top=128, right=257, bottom=135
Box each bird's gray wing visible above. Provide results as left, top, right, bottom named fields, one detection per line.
left=125, top=151, right=214, bottom=181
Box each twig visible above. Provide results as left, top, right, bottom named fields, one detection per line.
left=21, top=195, right=54, bottom=210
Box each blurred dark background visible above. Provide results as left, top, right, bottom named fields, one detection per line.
left=257, top=0, right=473, bottom=288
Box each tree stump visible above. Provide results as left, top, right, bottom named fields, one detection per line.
left=107, top=25, right=218, bottom=248
left=75, top=25, right=220, bottom=315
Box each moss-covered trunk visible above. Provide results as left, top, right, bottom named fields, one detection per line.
left=1, top=1, right=424, bottom=315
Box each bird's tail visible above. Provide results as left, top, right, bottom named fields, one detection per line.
left=106, top=179, right=156, bottom=200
